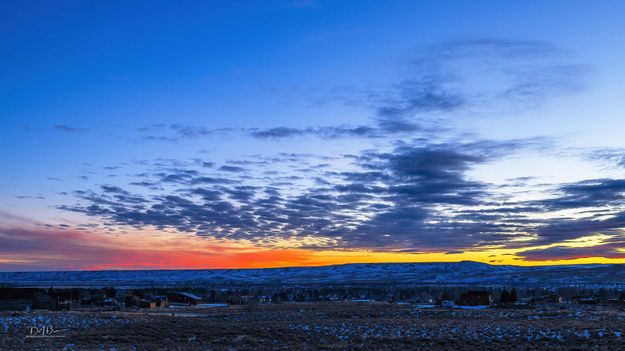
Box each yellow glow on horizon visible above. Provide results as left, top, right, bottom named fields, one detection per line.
left=104, top=229, right=625, bottom=269
left=4, top=223, right=625, bottom=271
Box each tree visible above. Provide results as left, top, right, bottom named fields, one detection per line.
left=500, top=290, right=510, bottom=304
left=510, top=288, right=518, bottom=303
left=247, top=294, right=257, bottom=312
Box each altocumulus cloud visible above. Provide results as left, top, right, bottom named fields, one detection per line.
left=57, top=138, right=569, bottom=252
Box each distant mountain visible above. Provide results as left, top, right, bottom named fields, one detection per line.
left=1, top=261, right=624, bottom=288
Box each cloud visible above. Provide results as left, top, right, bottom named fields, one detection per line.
left=43, top=40, right=605, bottom=256
left=250, top=125, right=380, bottom=139
left=373, top=77, right=465, bottom=120
left=137, top=124, right=237, bottom=143
left=528, top=211, right=625, bottom=247
left=538, top=179, right=625, bottom=211
left=320, top=38, right=588, bottom=135
left=53, top=124, right=89, bottom=133
left=15, top=195, right=46, bottom=199
left=518, top=239, right=625, bottom=261
left=132, top=39, right=586, bottom=145
left=475, top=178, right=625, bottom=248
left=137, top=123, right=385, bottom=142
left=585, top=148, right=625, bottom=168
left=445, top=250, right=464, bottom=255
left=56, top=134, right=625, bottom=256
left=218, top=165, right=248, bottom=173
left=59, top=139, right=541, bottom=252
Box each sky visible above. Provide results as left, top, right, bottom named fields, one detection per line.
left=2, top=0, right=625, bottom=271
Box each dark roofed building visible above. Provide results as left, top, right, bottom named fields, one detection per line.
left=169, top=292, right=203, bottom=305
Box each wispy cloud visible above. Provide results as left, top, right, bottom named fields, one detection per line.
left=518, top=238, right=625, bottom=261
left=132, top=39, right=588, bottom=146
left=53, top=124, right=89, bottom=133
left=309, top=38, right=589, bottom=137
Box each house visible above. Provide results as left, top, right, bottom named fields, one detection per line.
left=78, top=290, right=94, bottom=305
left=456, top=290, right=492, bottom=306
left=122, top=294, right=158, bottom=309
left=33, top=290, right=59, bottom=310
left=257, top=295, right=271, bottom=304
left=0, top=288, right=58, bottom=311
left=124, top=294, right=142, bottom=308
left=436, top=292, right=455, bottom=307
left=90, top=291, right=107, bottom=304
left=169, top=292, right=203, bottom=305
left=150, top=295, right=169, bottom=307
left=115, top=289, right=130, bottom=302
left=350, top=299, right=375, bottom=303
left=574, top=295, right=597, bottom=304
left=48, top=289, right=75, bottom=310
left=326, top=294, right=341, bottom=301
left=138, top=300, right=157, bottom=309
left=94, top=297, right=116, bottom=307
left=441, top=300, right=455, bottom=307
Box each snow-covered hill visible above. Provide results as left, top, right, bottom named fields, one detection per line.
left=1, top=261, right=623, bottom=288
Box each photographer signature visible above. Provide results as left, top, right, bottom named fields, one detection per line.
left=26, top=325, right=67, bottom=338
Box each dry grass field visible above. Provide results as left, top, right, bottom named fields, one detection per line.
left=3, top=302, right=625, bottom=350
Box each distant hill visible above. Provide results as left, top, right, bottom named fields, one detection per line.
left=1, top=261, right=624, bottom=288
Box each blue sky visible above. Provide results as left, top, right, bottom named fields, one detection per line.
left=2, top=0, right=625, bottom=270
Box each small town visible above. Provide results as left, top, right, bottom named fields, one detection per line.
left=3, top=285, right=625, bottom=312
left=3, top=284, right=625, bottom=350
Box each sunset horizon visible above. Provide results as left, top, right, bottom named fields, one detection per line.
left=4, top=217, right=625, bottom=272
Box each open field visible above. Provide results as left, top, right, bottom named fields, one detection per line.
left=4, top=262, right=625, bottom=288
left=3, top=302, right=625, bottom=350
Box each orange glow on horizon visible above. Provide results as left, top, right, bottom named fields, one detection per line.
left=3, top=225, right=625, bottom=271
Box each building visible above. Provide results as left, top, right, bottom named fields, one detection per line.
left=124, top=294, right=142, bottom=308
left=0, top=288, right=58, bottom=311
left=33, top=290, right=58, bottom=310
left=574, top=295, right=597, bottom=304
left=48, top=289, right=75, bottom=309
left=169, top=292, right=203, bottom=305
left=150, top=295, right=169, bottom=307
left=436, top=292, right=455, bottom=307
left=441, top=299, right=455, bottom=307
left=138, top=300, right=157, bottom=309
